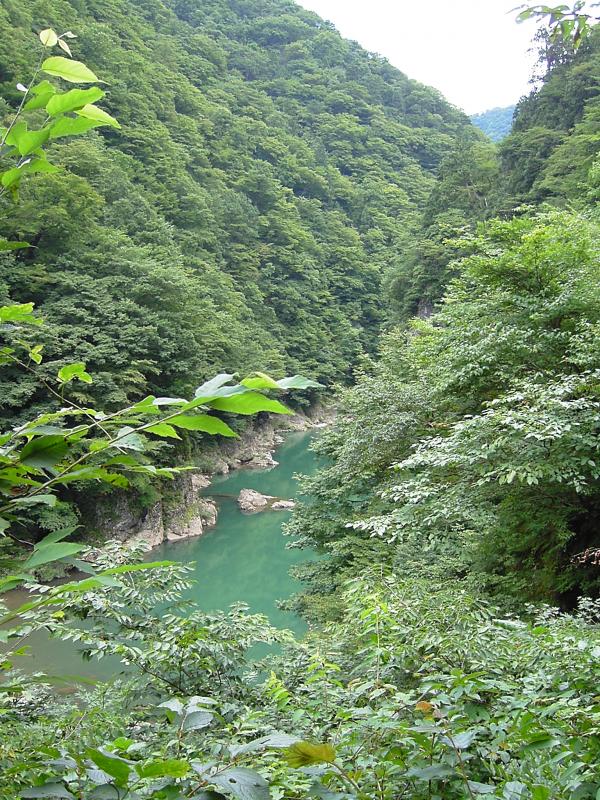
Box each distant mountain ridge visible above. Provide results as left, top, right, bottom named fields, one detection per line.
left=471, top=105, right=516, bottom=141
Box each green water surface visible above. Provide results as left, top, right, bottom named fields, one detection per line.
left=5, top=430, right=318, bottom=679
left=153, top=429, right=319, bottom=635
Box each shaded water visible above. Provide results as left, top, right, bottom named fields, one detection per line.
left=3, top=430, right=318, bottom=680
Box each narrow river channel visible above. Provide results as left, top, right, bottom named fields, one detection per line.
left=5, top=429, right=320, bottom=680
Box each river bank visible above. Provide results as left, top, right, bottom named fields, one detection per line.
left=88, top=405, right=333, bottom=553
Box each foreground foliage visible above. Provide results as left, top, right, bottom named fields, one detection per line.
left=1, top=562, right=599, bottom=799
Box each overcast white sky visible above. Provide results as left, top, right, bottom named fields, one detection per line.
left=297, top=0, right=539, bottom=114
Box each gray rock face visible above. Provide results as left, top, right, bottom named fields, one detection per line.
left=95, top=471, right=218, bottom=551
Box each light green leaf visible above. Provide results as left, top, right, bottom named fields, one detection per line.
left=75, top=103, right=120, bottom=129
left=208, top=392, right=292, bottom=416
left=23, top=81, right=56, bottom=111
left=136, top=758, right=189, bottom=779
left=100, top=560, right=174, bottom=576
left=146, top=422, right=180, bottom=439
left=57, top=362, right=93, bottom=384
left=15, top=127, right=51, bottom=156
left=283, top=742, right=336, bottom=768
left=0, top=240, right=30, bottom=252
left=42, top=56, right=101, bottom=84
left=0, top=303, right=37, bottom=323
left=46, top=87, right=105, bottom=116
left=169, top=414, right=236, bottom=437
left=241, top=372, right=280, bottom=390
left=48, top=116, right=104, bottom=139
left=39, top=29, right=58, bottom=47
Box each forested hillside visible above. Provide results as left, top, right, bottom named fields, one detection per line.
left=471, top=104, right=515, bottom=141
left=0, top=0, right=471, bottom=428
left=2, top=4, right=600, bottom=800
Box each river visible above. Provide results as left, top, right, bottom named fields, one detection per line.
left=4, top=429, right=319, bottom=680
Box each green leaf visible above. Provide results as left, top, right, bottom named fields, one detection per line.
left=48, top=116, right=104, bottom=139
left=21, top=784, right=74, bottom=799
left=406, top=765, right=455, bottom=781
left=11, top=494, right=57, bottom=508
left=181, top=709, right=214, bottom=731
left=0, top=240, right=30, bottom=252
left=282, top=742, right=336, bottom=768
left=100, top=560, right=174, bottom=576
left=23, top=542, right=84, bottom=570
left=146, top=422, right=181, bottom=439
left=169, top=414, right=236, bottom=437
left=467, top=782, right=497, bottom=795
left=211, top=767, right=269, bottom=800
left=86, top=749, right=131, bottom=785
left=57, top=362, right=92, bottom=384
left=277, top=375, right=323, bottom=390
left=75, top=103, right=120, bottom=129
left=35, top=525, right=78, bottom=545
left=46, top=87, right=105, bottom=116
left=23, top=81, right=56, bottom=111
left=208, top=392, right=292, bottom=416
left=0, top=303, right=37, bottom=323
left=20, top=435, right=68, bottom=468
left=15, top=128, right=51, bottom=156
left=112, top=427, right=145, bottom=451
left=42, top=57, right=101, bottom=84
left=229, top=733, right=300, bottom=757
left=194, top=374, right=236, bottom=397
left=136, top=758, right=189, bottom=779
left=241, top=372, right=280, bottom=390
left=39, top=29, right=58, bottom=47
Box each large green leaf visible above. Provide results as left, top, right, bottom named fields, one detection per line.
left=75, top=103, right=120, bottom=129
left=20, top=435, right=68, bottom=468
left=42, top=57, right=100, bottom=83
left=241, top=372, right=280, bottom=390
left=46, top=87, right=105, bottom=116
left=23, top=542, right=84, bottom=570
left=49, top=116, right=104, bottom=139
left=86, top=749, right=131, bottom=784
left=208, top=392, right=292, bottom=416
left=23, top=80, right=56, bottom=111
left=15, top=127, right=51, bottom=156
left=169, top=414, right=236, bottom=437
left=211, top=767, right=270, bottom=800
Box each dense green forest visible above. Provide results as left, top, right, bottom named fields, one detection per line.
left=1, top=1, right=600, bottom=799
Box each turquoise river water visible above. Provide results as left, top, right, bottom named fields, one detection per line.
left=5, top=430, right=320, bottom=681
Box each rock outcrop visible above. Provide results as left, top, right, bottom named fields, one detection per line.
left=238, top=488, right=275, bottom=513
left=238, top=490, right=296, bottom=513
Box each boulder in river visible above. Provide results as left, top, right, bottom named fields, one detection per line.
left=271, top=499, right=296, bottom=511
left=238, top=488, right=275, bottom=513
